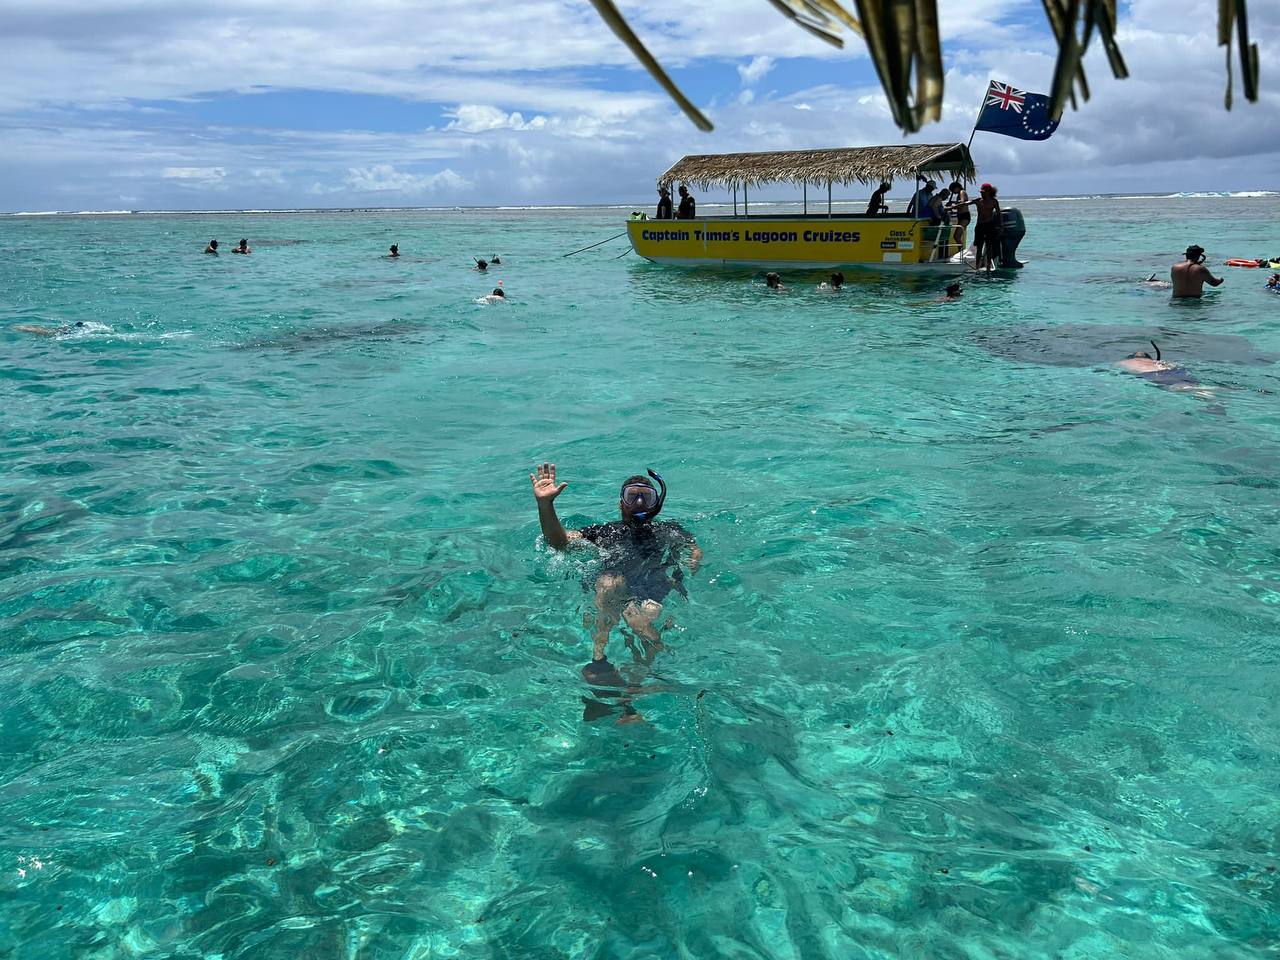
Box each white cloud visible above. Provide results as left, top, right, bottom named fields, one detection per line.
left=161, top=166, right=226, bottom=187
left=444, top=105, right=549, bottom=133
left=343, top=164, right=468, bottom=194
left=0, top=0, right=1278, bottom=210
left=737, top=55, right=775, bottom=87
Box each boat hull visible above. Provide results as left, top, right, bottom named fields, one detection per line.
left=626, top=216, right=967, bottom=270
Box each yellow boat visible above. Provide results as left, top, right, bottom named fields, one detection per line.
left=627, top=143, right=1025, bottom=272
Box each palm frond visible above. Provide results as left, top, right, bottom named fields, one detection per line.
left=588, top=0, right=1259, bottom=134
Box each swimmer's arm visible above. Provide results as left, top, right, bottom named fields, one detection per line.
left=531, top=462, right=582, bottom=550
left=1201, top=266, right=1224, bottom=287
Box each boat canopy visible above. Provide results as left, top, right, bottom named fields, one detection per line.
left=658, top=143, right=975, bottom=191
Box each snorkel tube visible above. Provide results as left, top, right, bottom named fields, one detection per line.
left=623, top=469, right=667, bottom=523
left=1151, top=340, right=1161, bottom=361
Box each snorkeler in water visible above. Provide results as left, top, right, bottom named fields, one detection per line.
left=819, top=272, right=844, bottom=291
left=1116, top=340, right=1208, bottom=394
left=944, top=282, right=963, bottom=299
left=204, top=239, right=219, bottom=254
left=13, top=321, right=88, bottom=337
left=476, top=285, right=506, bottom=304
left=475, top=258, right=488, bottom=271
left=388, top=244, right=400, bottom=258
left=232, top=238, right=251, bottom=254
left=530, top=462, right=702, bottom=720
left=765, top=272, right=784, bottom=291
left=491, top=255, right=501, bottom=265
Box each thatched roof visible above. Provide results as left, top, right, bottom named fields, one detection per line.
left=658, top=143, right=975, bottom=190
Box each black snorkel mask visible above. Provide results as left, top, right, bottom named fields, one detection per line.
left=621, top=469, right=666, bottom=523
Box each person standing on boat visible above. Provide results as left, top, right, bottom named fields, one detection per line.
left=1171, top=245, right=1224, bottom=298
left=907, top=179, right=935, bottom=217
left=655, top=187, right=673, bottom=220
left=676, top=185, right=696, bottom=219
left=865, top=181, right=891, bottom=216
left=952, top=183, right=1002, bottom=270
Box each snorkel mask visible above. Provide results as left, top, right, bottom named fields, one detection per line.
left=620, top=469, right=666, bottom=523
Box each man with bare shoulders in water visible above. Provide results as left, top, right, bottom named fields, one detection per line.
left=1171, top=245, right=1223, bottom=298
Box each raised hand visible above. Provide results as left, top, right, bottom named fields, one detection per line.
left=530, top=462, right=568, bottom=503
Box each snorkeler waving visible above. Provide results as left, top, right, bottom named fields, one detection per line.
left=531, top=462, right=702, bottom=693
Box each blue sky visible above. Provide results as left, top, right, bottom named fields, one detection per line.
left=0, top=0, right=1276, bottom=211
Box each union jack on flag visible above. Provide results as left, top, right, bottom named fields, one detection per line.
left=986, top=82, right=1026, bottom=113
left=975, top=79, right=1059, bottom=142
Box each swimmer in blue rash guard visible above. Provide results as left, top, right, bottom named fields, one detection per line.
left=531, top=463, right=702, bottom=693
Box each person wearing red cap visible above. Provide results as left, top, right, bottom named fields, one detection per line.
left=953, top=182, right=1002, bottom=271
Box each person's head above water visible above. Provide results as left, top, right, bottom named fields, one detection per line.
left=491, top=287, right=505, bottom=298
left=491, top=255, right=501, bottom=264
left=619, top=470, right=666, bottom=523
left=945, top=282, right=963, bottom=298
left=1185, top=244, right=1206, bottom=263
left=389, top=244, right=398, bottom=255
left=208, top=239, right=218, bottom=249
left=765, top=272, right=782, bottom=289
left=475, top=258, right=488, bottom=271
left=829, top=272, right=844, bottom=289
left=238, top=238, right=248, bottom=248
left=1129, top=340, right=1162, bottom=361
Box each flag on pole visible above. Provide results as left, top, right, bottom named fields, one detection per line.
left=973, top=81, right=1060, bottom=141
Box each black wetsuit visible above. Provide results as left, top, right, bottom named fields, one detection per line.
left=677, top=194, right=696, bottom=219
left=1139, top=367, right=1199, bottom=388
left=578, top=519, right=695, bottom=603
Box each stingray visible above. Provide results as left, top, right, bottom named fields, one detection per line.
left=234, top=320, right=428, bottom=351
left=971, top=323, right=1275, bottom=370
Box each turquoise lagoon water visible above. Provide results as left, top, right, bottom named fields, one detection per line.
left=3, top=198, right=1280, bottom=959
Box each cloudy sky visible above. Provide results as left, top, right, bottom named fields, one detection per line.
left=1, top=0, right=1277, bottom=211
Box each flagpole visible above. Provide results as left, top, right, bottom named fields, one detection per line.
left=965, top=79, right=990, bottom=166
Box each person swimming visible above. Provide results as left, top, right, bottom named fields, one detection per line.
left=820, top=272, right=845, bottom=291
left=1116, top=340, right=1204, bottom=391
left=1266, top=273, right=1280, bottom=290
left=475, top=258, right=488, bottom=271
left=204, top=239, right=219, bottom=254
left=475, top=282, right=506, bottom=304
left=231, top=238, right=251, bottom=254
left=14, top=321, right=88, bottom=337
left=765, top=272, right=784, bottom=290
left=944, top=282, right=963, bottom=299
left=490, top=255, right=501, bottom=265
left=388, top=244, right=400, bottom=258
left=530, top=462, right=702, bottom=720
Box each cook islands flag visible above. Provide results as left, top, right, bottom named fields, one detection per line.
left=974, top=80, right=1060, bottom=141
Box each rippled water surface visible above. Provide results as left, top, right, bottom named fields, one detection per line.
left=3, top=200, right=1280, bottom=958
